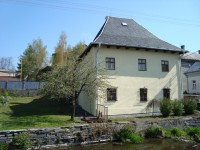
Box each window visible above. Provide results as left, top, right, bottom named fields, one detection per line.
left=138, top=59, right=147, bottom=71
left=192, top=80, right=196, bottom=90
left=163, top=88, right=170, bottom=99
left=140, top=88, right=147, bottom=102
left=161, top=60, right=169, bottom=72
left=107, top=88, right=117, bottom=101
left=106, top=57, right=115, bottom=70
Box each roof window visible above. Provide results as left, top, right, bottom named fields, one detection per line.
left=121, top=22, right=127, bottom=26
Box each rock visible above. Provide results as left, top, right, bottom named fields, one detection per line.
left=193, top=134, right=200, bottom=143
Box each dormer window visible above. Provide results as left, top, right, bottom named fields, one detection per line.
left=121, top=22, right=127, bottom=26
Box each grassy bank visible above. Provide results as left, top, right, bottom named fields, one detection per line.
left=0, top=96, right=80, bottom=131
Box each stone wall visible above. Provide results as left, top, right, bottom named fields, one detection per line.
left=135, top=117, right=200, bottom=132
left=0, top=123, right=122, bottom=149
left=0, top=117, right=200, bottom=149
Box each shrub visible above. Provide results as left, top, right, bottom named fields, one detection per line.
left=184, top=128, right=200, bottom=137
left=13, top=132, right=32, bottom=150
left=160, top=98, right=172, bottom=117
left=0, top=96, right=11, bottom=106
left=117, top=124, right=143, bottom=143
left=172, top=100, right=183, bottom=116
left=2, top=91, right=9, bottom=97
left=182, top=98, right=197, bottom=115
left=145, top=126, right=165, bottom=138
left=169, top=128, right=184, bottom=137
left=0, top=143, right=8, bottom=150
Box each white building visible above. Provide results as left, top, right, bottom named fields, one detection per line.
left=79, top=16, right=184, bottom=116
left=181, top=52, right=200, bottom=93
left=185, top=62, right=200, bottom=94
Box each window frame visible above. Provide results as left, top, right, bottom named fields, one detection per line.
left=138, top=59, right=147, bottom=71
left=163, top=88, right=170, bottom=99
left=192, top=80, right=196, bottom=90
left=140, top=88, right=147, bottom=102
left=161, top=60, right=169, bottom=72
left=105, top=57, right=115, bottom=70
left=107, top=88, right=117, bottom=101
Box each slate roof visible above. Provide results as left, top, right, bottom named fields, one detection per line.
left=94, top=16, right=183, bottom=52
left=181, top=52, right=200, bottom=61
left=79, top=16, right=183, bottom=58
left=185, top=62, right=200, bottom=74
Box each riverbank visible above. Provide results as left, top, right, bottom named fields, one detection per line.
left=0, top=116, right=200, bottom=149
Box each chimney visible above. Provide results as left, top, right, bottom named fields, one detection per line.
left=181, top=45, right=185, bottom=50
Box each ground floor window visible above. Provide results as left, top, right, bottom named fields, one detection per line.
left=192, top=80, right=196, bottom=90
left=163, top=88, right=170, bottom=99
left=107, top=88, right=117, bottom=101
left=140, top=88, right=147, bottom=102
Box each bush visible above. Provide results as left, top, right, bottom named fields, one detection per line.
left=172, top=100, right=183, bottom=116
left=13, top=132, right=32, bottom=150
left=2, top=91, right=9, bottom=97
left=169, top=128, right=184, bottom=137
left=145, top=126, right=165, bottom=138
left=184, top=128, right=200, bottom=137
left=0, top=96, right=11, bottom=106
left=160, top=98, right=172, bottom=117
left=182, top=98, right=197, bottom=115
left=0, top=143, right=8, bottom=150
left=117, top=124, right=143, bottom=143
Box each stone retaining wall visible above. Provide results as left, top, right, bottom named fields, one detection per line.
left=135, top=117, right=200, bottom=132
left=0, top=117, right=200, bottom=149
left=0, top=123, right=122, bottom=149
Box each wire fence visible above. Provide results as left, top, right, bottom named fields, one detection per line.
left=0, top=81, right=45, bottom=90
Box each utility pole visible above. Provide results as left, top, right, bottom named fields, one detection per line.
left=20, top=59, right=22, bottom=81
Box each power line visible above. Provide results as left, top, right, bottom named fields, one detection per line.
left=1, top=0, right=200, bottom=27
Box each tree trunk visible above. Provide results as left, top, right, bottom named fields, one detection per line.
left=70, top=94, right=76, bottom=121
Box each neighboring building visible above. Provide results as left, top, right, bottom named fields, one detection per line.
left=0, top=77, right=20, bottom=82
left=181, top=51, right=200, bottom=93
left=185, top=62, right=200, bottom=94
left=79, top=16, right=184, bottom=116
left=0, top=69, right=16, bottom=77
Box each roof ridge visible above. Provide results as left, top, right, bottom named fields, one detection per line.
left=93, top=16, right=110, bottom=42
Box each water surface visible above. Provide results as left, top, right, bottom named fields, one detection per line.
left=52, top=139, right=200, bottom=150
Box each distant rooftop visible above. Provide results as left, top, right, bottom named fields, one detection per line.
left=185, top=62, right=200, bottom=74
left=94, top=16, right=183, bottom=52
left=181, top=52, right=200, bottom=61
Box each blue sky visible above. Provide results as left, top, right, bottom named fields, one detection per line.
left=0, top=0, right=200, bottom=67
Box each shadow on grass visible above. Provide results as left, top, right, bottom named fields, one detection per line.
left=10, top=96, right=71, bottom=117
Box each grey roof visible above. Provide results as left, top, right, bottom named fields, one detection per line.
left=181, top=52, right=200, bottom=61
left=185, top=62, right=200, bottom=74
left=94, top=16, right=183, bottom=52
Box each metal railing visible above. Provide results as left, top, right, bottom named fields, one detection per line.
left=97, top=104, right=108, bottom=122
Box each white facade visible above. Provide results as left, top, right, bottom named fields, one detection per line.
left=186, top=72, right=200, bottom=94
left=0, top=69, right=15, bottom=77
left=79, top=46, right=182, bottom=116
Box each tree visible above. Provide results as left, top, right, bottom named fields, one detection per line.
left=70, top=41, right=87, bottom=59
left=0, top=57, right=15, bottom=70
left=18, top=39, right=47, bottom=81
left=42, top=47, right=109, bottom=121
left=51, top=32, right=68, bottom=66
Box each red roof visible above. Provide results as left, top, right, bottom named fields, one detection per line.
left=0, top=76, right=20, bottom=82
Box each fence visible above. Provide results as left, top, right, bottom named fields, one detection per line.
left=0, top=81, right=45, bottom=90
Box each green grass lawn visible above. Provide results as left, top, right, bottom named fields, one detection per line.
left=0, top=96, right=81, bottom=131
